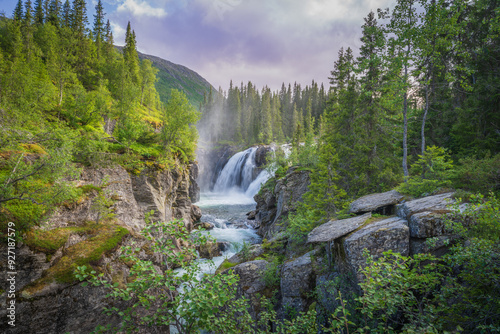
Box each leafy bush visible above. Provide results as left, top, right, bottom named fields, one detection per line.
left=76, top=216, right=255, bottom=333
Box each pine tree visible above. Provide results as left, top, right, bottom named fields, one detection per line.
left=123, top=22, right=140, bottom=84
left=13, top=0, right=24, bottom=21
left=47, top=0, right=61, bottom=27
left=62, top=0, right=70, bottom=27
left=93, top=0, right=105, bottom=61
left=34, top=0, right=44, bottom=25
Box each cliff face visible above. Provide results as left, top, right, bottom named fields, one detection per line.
left=0, top=163, right=200, bottom=334
left=253, top=166, right=311, bottom=239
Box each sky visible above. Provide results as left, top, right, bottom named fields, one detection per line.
left=1, top=0, right=397, bottom=91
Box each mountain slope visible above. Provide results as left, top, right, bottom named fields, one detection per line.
left=136, top=51, right=215, bottom=108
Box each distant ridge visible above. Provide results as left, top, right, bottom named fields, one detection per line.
left=137, top=51, right=216, bottom=108
left=116, top=46, right=215, bottom=108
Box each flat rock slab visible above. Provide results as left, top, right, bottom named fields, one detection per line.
left=342, top=217, right=409, bottom=283
left=349, top=190, right=405, bottom=214
left=307, top=213, right=372, bottom=244
left=397, top=192, right=454, bottom=220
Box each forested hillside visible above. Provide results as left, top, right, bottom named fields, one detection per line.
left=136, top=50, right=215, bottom=108
left=0, top=0, right=200, bottom=236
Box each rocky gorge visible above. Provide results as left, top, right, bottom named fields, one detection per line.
left=219, top=165, right=464, bottom=323
left=0, top=145, right=485, bottom=333
left=0, top=162, right=201, bottom=333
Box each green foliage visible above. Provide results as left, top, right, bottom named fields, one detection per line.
left=357, top=250, right=445, bottom=333
left=398, top=146, right=454, bottom=197
left=262, top=259, right=280, bottom=287
left=161, top=89, right=201, bottom=161
left=256, top=297, right=318, bottom=334
left=0, top=132, right=79, bottom=236
left=91, top=190, right=116, bottom=224
left=75, top=216, right=255, bottom=333
left=235, top=240, right=253, bottom=262
left=453, top=153, right=500, bottom=195
left=320, top=193, right=500, bottom=333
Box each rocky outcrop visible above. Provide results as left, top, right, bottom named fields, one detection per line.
left=47, top=166, right=144, bottom=231
left=188, top=162, right=200, bottom=203
left=396, top=192, right=457, bottom=257
left=227, top=260, right=272, bottom=318
left=131, top=166, right=198, bottom=230
left=0, top=163, right=199, bottom=334
left=197, top=241, right=229, bottom=259
left=280, top=251, right=317, bottom=314
left=349, top=190, right=405, bottom=215
left=307, top=213, right=372, bottom=244
left=396, top=192, right=454, bottom=218
left=196, top=144, right=237, bottom=191
left=341, top=217, right=410, bottom=283
left=254, top=166, right=311, bottom=239
left=254, top=146, right=272, bottom=168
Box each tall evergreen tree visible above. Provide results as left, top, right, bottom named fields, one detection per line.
left=34, top=0, right=44, bottom=25
left=47, top=0, right=61, bottom=27
left=13, top=0, right=24, bottom=21
left=123, top=22, right=140, bottom=84
left=389, top=0, right=419, bottom=178
left=61, top=0, right=70, bottom=27
left=93, top=0, right=105, bottom=61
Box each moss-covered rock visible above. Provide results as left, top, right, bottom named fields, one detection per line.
left=21, top=222, right=129, bottom=297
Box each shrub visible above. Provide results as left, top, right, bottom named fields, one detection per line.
left=452, top=153, right=500, bottom=195
left=398, top=146, right=454, bottom=197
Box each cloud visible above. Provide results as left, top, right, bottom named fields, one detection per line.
left=110, top=21, right=126, bottom=45
left=108, top=0, right=397, bottom=90
left=116, top=0, right=167, bottom=18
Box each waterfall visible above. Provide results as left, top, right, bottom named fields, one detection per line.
left=212, top=147, right=270, bottom=197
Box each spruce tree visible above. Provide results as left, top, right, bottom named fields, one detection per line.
left=47, top=0, right=61, bottom=27
left=62, top=0, right=70, bottom=27
left=34, top=0, right=44, bottom=25
left=123, top=22, right=140, bottom=84
left=13, top=0, right=24, bottom=21
left=93, top=0, right=105, bottom=61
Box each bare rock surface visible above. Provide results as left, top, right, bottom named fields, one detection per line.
left=307, top=213, right=372, bottom=244
left=280, top=251, right=316, bottom=313
left=397, top=192, right=454, bottom=220
left=197, top=241, right=230, bottom=259
left=228, top=260, right=271, bottom=318
left=255, top=166, right=310, bottom=239
left=349, top=190, right=405, bottom=214
left=409, top=211, right=450, bottom=238
left=342, top=217, right=409, bottom=283
left=47, top=166, right=144, bottom=231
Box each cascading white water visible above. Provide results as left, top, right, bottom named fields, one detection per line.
left=212, top=146, right=271, bottom=198
left=171, top=147, right=271, bottom=333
